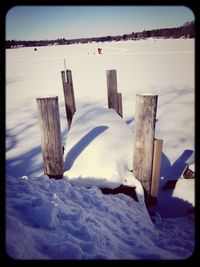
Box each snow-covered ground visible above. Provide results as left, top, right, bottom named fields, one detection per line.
left=6, top=174, right=194, bottom=259
left=6, top=39, right=195, bottom=259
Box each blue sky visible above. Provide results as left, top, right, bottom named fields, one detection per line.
left=6, top=6, right=194, bottom=40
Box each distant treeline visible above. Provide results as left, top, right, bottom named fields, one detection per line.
left=6, top=21, right=194, bottom=49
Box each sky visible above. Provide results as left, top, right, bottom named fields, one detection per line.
left=6, top=5, right=194, bottom=40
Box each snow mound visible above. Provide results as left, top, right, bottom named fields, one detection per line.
left=6, top=175, right=194, bottom=259
left=172, top=178, right=195, bottom=207
left=63, top=106, right=136, bottom=189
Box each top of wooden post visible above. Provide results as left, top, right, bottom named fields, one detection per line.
left=106, top=69, right=116, bottom=74
left=136, top=93, right=158, bottom=97
left=61, top=69, right=72, bottom=83
left=36, top=96, right=58, bottom=101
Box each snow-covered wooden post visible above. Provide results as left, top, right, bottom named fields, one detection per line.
left=106, top=69, right=119, bottom=114
left=61, top=69, right=76, bottom=129
left=36, top=96, right=64, bottom=179
left=150, top=138, right=163, bottom=205
left=132, top=94, right=158, bottom=206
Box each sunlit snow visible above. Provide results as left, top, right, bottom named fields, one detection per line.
left=6, top=39, right=195, bottom=259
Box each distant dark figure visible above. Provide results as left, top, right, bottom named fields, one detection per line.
left=98, top=47, right=102, bottom=55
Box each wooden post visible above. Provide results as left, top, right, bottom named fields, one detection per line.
left=117, top=93, right=123, bottom=117
left=36, top=97, right=64, bottom=179
left=106, top=70, right=119, bottom=113
left=132, top=94, right=158, bottom=205
left=64, top=58, right=67, bottom=82
left=150, top=139, right=163, bottom=205
left=61, top=69, right=76, bottom=129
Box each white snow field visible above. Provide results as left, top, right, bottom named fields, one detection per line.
left=6, top=39, right=195, bottom=259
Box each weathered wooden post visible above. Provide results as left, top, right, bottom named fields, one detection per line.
left=106, top=69, right=119, bottom=113
left=132, top=94, right=158, bottom=206
left=117, top=93, right=123, bottom=117
left=150, top=138, right=163, bottom=205
left=36, top=96, right=64, bottom=179
left=61, top=69, right=76, bottom=129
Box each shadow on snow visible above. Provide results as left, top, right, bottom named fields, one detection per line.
left=150, top=149, right=194, bottom=218
left=64, top=126, right=108, bottom=171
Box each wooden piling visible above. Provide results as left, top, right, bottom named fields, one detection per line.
left=36, top=96, right=64, bottom=179
left=61, top=70, right=76, bottom=129
left=150, top=139, right=163, bottom=205
left=132, top=94, right=158, bottom=205
left=106, top=70, right=119, bottom=113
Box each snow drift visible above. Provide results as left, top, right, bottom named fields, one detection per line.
left=6, top=175, right=194, bottom=259
left=63, top=106, right=136, bottom=189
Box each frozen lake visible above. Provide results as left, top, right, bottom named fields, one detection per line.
left=6, top=38, right=194, bottom=178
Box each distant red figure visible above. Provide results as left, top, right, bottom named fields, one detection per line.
left=98, top=48, right=102, bottom=55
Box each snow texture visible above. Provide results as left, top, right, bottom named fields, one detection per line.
left=63, top=106, right=135, bottom=189
left=6, top=175, right=194, bottom=259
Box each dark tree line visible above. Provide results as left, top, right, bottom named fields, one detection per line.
left=6, top=21, right=194, bottom=49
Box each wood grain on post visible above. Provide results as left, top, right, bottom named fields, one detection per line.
left=106, top=70, right=119, bottom=113
left=117, top=93, right=123, bottom=117
left=36, top=97, right=64, bottom=179
left=132, top=94, right=158, bottom=204
left=151, top=139, right=163, bottom=198
left=61, top=70, right=76, bottom=129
